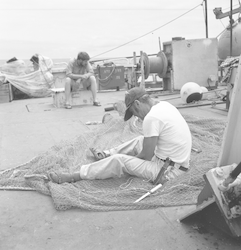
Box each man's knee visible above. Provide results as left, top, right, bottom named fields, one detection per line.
left=109, top=154, right=124, bottom=163
left=65, top=77, right=72, bottom=88
left=85, top=76, right=96, bottom=90
left=89, top=75, right=96, bottom=84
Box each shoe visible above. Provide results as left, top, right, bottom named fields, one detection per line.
left=47, top=171, right=76, bottom=184
left=48, top=171, right=63, bottom=184
left=93, top=101, right=101, bottom=106
left=65, top=104, right=72, bottom=109
left=90, top=147, right=107, bottom=160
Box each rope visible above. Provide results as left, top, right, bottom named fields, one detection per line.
left=91, top=2, right=203, bottom=59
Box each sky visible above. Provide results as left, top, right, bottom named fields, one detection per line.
left=0, top=0, right=238, bottom=61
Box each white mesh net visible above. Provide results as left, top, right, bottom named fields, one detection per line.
left=0, top=102, right=226, bottom=211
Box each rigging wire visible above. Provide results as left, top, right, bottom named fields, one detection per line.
left=201, top=0, right=205, bottom=20
left=216, top=0, right=241, bottom=38
left=216, top=28, right=227, bottom=39
left=91, top=2, right=203, bottom=59
left=216, top=17, right=239, bottom=38
left=222, top=3, right=240, bottom=11
left=219, top=19, right=226, bottom=29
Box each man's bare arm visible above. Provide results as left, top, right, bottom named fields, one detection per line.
left=84, top=63, right=95, bottom=78
left=67, top=67, right=94, bottom=80
left=137, top=136, right=158, bottom=161
left=66, top=61, right=94, bottom=80
left=66, top=73, right=86, bottom=80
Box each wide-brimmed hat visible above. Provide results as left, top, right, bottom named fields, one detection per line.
left=124, top=87, right=147, bottom=121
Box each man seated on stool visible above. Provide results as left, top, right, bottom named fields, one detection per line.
left=48, top=87, right=192, bottom=185
left=65, top=51, right=101, bottom=109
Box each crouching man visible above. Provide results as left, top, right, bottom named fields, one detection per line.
left=48, top=87, right=192, bottom=184
left=64, top=51, right=101, bottom=109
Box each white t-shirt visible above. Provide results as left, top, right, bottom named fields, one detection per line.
left=142, top=101, right=192, bottom=167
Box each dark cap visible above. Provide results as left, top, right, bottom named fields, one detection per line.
left=30, top=55, right=39, bottom=64
left=124, top=87, right=147, bottom=121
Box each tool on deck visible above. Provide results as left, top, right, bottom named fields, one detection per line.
left=134, top=183, right=163, bottom=203
left=191, top=147, right=202, bottom=153
left=134, top=158, right=171, bottom=203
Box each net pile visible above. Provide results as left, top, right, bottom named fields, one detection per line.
left=0, top=105, right=226, bottom=211
left=0, top=55, right=54, bottom=97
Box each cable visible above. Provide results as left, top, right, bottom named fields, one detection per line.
left=91, top=2, right=203, bottom=59
left=219, top=20, right=226, bottom=28
left=201, top=0, right=205, bottom=20
left=216, top=17, right=239, bottom=38
left=216, top=26, right=228, bottom=38
left=222, top=3, right=240, bottom=11
left=216, top=0, right=241, bottom=38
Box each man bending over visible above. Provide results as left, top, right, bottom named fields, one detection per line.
left=48, top=87, right=192, bottom=184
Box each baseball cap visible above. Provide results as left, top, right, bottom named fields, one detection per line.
left=124, top=87, right=147, bottom=121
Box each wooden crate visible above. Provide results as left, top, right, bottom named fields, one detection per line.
left=0, top=83, right=10, bottom=103
left=51, top=88, right=93, bottom=108
left=52, top=68, right=66, bottom=88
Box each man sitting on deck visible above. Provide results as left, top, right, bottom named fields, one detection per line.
left=48, top=87, right=192, bottom=184
left=64, top=51, right=101, bottom=109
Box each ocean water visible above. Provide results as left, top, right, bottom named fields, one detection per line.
left=0, top=57, right=135, bottom=69
left=0, top=58, right=71, bottom=67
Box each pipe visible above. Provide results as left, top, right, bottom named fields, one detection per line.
left=230, top=0, right=233, bottom=57
left=205, top=0, right=208, bottom=38
left=176, top=101, right=225, bottom=109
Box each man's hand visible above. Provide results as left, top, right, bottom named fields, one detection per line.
left=137, top=136, right=158, bottom=161
left=67, top=73, right=90, bottom=80
left=80, top=74, right=89, bottom=80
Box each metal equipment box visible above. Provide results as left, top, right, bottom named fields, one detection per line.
left=162, top=38, right=218, bottom=90
left=95, top=66, right=125, bottom=90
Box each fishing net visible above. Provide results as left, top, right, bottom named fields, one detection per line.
left=0, top=55, right=54, bottom=97
left=0, top=102, right=226, bottom=211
